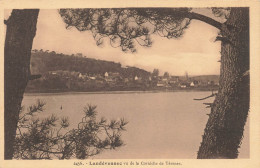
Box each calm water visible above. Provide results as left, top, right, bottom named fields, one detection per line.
left=22, top=91, right=249, bottom=159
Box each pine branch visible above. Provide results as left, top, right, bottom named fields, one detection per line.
left=186, top=12, right=222, bottom=30
left=194, top=93, right=217, bottom=101
left=203, top=103, right=213, bottom=108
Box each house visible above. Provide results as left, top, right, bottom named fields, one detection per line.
left=104, top=72, right=109, bottom=77
left=162, top=77, right=168, bottom=82
left=180, top=83, right=190, bottom=88
left=104, top=72, right=122, bottom=83
left=105, top=77, right=114, bottom=82
left=208, top=81, right=215, bottom=85
left=168, top=76, right=179, bottom=84
left=180, top=84, right=187, bottom=88
left=157, top=81, right=165, bottom=87
left=109, top=72, right=120, bottom=77
left=190, top=82, right=195, bottom=87
left=78, top=73, right=84, bottom=79
left=156, top=80, right=171, bottom=88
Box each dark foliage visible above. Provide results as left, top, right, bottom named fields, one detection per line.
left=59, top=8, right=191, bottom=52
left=14, top=100, right=128, bottom=159
left=31, top=51, right=121, bottom=75
left=30, top=51, right=150, bottom=77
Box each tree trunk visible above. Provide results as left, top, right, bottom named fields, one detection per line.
left=4, top=9, right=39, bottom=159
left=197, top=8, right=249, bottom=159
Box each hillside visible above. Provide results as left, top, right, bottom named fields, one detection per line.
left=26, top=50, right=219, bottom=93
left=30, top=51, right=150, bottom=77
left=177, top=75, right=219, bottom=83
left=191, top=75, right=219, bottom=83
left=26, top=51, right=152, bottom=92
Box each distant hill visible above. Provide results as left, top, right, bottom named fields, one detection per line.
left=178, top=75, right=219, bottom=83
left=191, top=75, right=219, bottom=83
left=30, top=51, right=150, bottom=77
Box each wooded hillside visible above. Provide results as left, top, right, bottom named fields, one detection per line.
left=30, top=50, right=149, bottom=77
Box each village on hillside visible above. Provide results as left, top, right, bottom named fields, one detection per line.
left=25, top=50, right=219, bottom=92
left=26, top=68, right=219, bottom=92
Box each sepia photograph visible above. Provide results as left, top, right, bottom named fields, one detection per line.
left=1, top=0, right=260, bottom=168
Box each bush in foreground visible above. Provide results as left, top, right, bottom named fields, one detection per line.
left=14, top=100, right=128, bottom=159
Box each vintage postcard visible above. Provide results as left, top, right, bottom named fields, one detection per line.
left=0, top=0, right=259, bottom=168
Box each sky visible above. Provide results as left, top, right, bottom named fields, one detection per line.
left=5, top=9, right=222, bottom=76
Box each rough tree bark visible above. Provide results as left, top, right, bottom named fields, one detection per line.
left=197, top=8, right=249, bottom=159
left=4, top=9, right=39, bottom=159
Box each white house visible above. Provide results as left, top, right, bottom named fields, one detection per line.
left=79, top=73, right=83, bottom=79
left=104, top=72, right=109, bottom=77
left=190, top=82, right=195, bottom=87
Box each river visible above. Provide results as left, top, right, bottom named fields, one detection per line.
left=22, top=91, right=249, bottom=159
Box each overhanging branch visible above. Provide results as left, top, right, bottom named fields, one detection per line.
left=186, top=12, right=223, bottom=30
left=194, top=92, right=217, bottom=101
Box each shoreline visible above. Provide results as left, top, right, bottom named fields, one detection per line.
left=24, top=88, right=218, bottom=96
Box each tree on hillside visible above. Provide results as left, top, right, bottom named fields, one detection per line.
left=5, top=7, right=249, bottom=159
left=163, top=72, right=170, bottom=78
left=152, top=69, right=159, bottom=77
